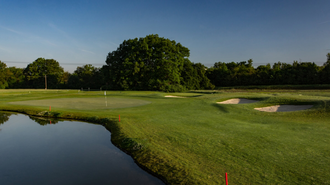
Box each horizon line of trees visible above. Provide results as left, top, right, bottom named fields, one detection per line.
left=207, top=53, right=330, bottom=86
left=1, top=55, right=329, bottom=91
left=1, top=35, right=330, bottom=91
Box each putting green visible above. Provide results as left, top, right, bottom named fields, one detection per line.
left=9, top=97, right=151, bottom=110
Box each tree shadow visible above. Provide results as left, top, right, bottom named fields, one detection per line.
left=212, top=103, right=229, bottom=113
left=186, top=90, right=218, bottom=94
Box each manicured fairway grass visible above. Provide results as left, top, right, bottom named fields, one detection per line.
left=9, top=97, right=151, bottom=110
left=1, top=89, right=330, bottom=184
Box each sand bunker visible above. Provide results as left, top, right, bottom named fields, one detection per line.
left=217, top=98, right=259, bottom=104
left=165, top=95, right=185, bottom=98
left=254, top=105, right=313, bottom=112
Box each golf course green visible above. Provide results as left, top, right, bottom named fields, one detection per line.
left=0, top=89, right=329, bottom=184
left=9, top=97, right=151, bottom=110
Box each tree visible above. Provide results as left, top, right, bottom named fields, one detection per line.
left=255, top=64, right=271, bottom=85
left=68, top=64, right=102, bottom=89
left=105, top=34, right=190, bottom=91
left=181, top=60, right=214, bottom=90
left=320, top=53, right=330, bottom=84
left=7, top=67, right=25, bottom=88
left=192, top=63, right=215, bottom=89
left=207, top=62, right=230, bottom=86
left=235, top=59, right=255, bottom=85
left=23, top=58, right=64, bottom=89
left=60, top=71, right=71, bottom=88
left=0, top=61, right=12, bottom=89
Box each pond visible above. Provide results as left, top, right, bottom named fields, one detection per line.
left=0, top=112, right=164, bottom=185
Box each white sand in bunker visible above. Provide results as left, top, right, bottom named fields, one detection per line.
left=217, top=98, right=259, bottom=104
left=164, top=95, right=185, bottom=98
left=254, top=105, right=313, bottom=112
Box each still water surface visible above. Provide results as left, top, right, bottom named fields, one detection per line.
left=0, top=112, right=164, bottom=185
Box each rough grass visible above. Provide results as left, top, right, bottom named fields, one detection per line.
left=0, top=89, right=330, bottom=184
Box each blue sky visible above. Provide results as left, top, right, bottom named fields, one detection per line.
left=1, top=0, right=329, bottom=72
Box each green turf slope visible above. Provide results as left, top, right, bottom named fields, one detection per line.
left=0, top=89, right=330, bottom=184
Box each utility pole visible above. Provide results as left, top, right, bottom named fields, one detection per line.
left=45, top=60, right=47, bottom=90
left=45, top=74, right=47, bottom=89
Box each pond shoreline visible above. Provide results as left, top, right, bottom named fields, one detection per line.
left=0, top=109, right=169, bottom=185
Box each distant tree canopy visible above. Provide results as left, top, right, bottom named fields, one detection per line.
left=181, top=59, right=215, bottom=90
left=68, top=64, right=103, bottom=89
left=207, top=53, right=330, bottom=86
left=7, top=67, right=25, bottom=88
left=320, top=53, right=330, bottom=83
left=23, top=58, right=64, bottom=89
left=105, top=34, right=196, bottom=91
left=0, top=60, right=11, bottom=89
left=1, top=51, right=330, bottom=90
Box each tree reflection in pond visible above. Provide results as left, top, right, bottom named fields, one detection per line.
left=0, top=112, right=164, bottom=185
left=28, top=116, right=60, bottom=125
left=0, top=112, right=12, bottom=125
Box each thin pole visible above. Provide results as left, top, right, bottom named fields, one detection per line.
left=226, top=173, right=228, bottom=185
left=45, top=74, right=47, bottom=89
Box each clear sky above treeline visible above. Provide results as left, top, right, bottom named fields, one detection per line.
left=1, top=0, right=329, bottom=72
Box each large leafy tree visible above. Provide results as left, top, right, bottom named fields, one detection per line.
left=207, top=59, right=255, bottom=86
left=105, top=34, right=190, bottom=91
left=181, top=60, right=214, bottom=90
left=68, top=64, right=102, bottom=89
left=23, top=58, right=64, bottom=89
left=0, top=61, right=12, bottom=89
left=320, top=53, right=330, bottom=84
left=7, top=67, right=25, bottom=88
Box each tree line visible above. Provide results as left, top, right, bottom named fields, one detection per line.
left=207, top=53, right=330, bottom=87
left=1, top=35, right=330, bottom=91
left=0, top=58, right=106, bottom=90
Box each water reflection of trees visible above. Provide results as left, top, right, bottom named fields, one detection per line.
left=0, top=112, right=12, bottom=125
left=28, top=116, right=60, bottom=125
left=0, top=112, right=63, bottom=126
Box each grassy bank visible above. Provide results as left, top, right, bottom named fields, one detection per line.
left=1, top=89, right=330, bottom=184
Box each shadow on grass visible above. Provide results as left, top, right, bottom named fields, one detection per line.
left=212, top=103, right=230, bottom=113
left=187, top=90, right=220, bottom=95
left=128, top=94, right=203, bottom=99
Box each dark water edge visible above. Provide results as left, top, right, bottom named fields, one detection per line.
left=0, top=111, right=164, bottom=185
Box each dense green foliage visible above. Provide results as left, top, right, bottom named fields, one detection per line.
left=0, top=61, right=11, bottom=89
left=7, top=67, right=25, bottom=88
left=207, top=54, right=330, bottom=87
left=67, top=64, right=103, bottom=89
left=23, top=58, right=65, bottom=89
left=104, top=34, right=190, bottom=91
left=103, top=34, right=215, bottom=91
left=1, top=90, right=330, bottom=184
left=181, top=59, right=215, bottom=90
left=1, top=37, right=330, bottom=91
